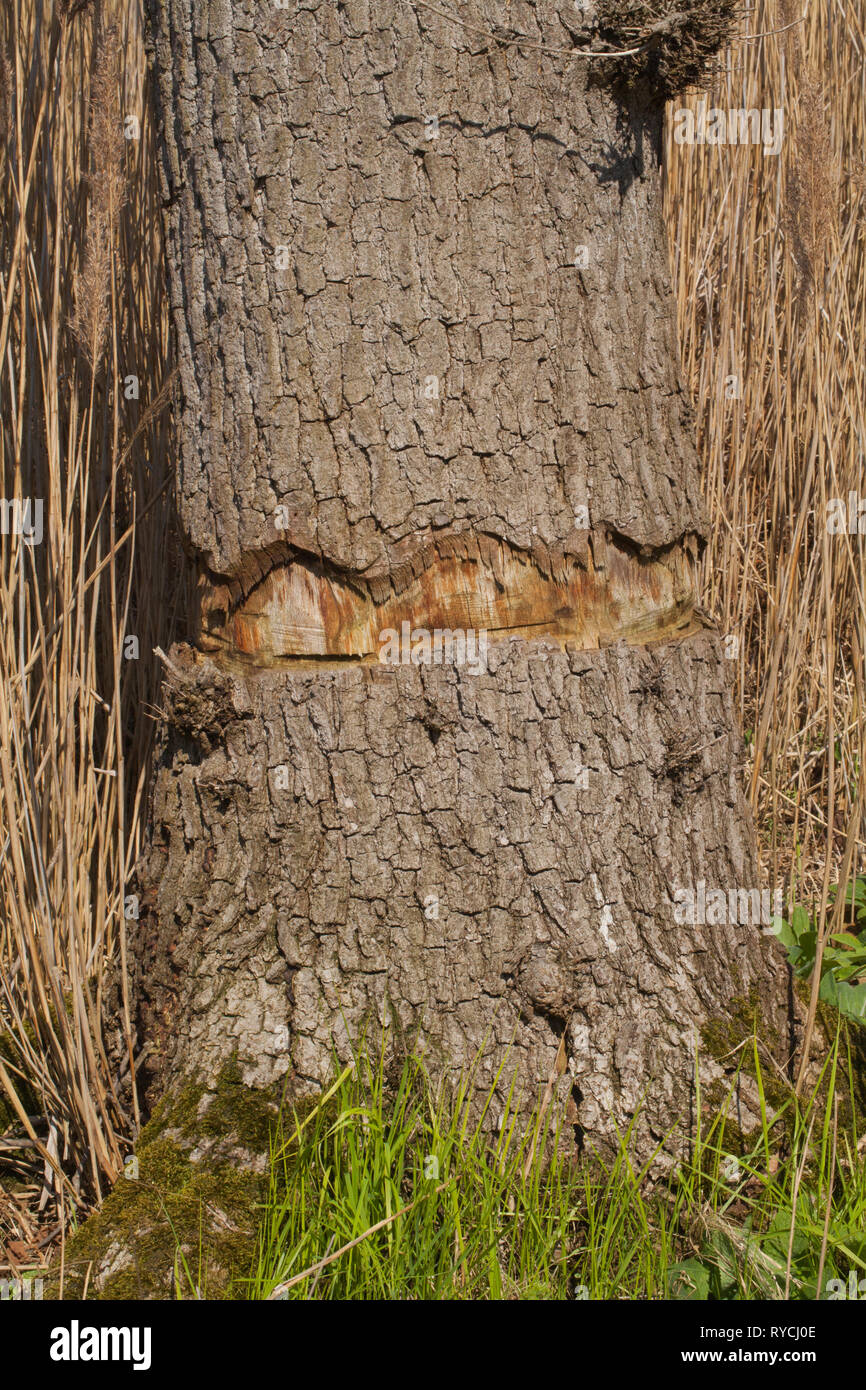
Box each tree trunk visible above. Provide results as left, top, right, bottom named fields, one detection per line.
left=131, top=0, right=788, bottom=1164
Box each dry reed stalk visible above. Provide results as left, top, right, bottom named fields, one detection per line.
left=664, top=0, right=866, bottom=1084
left=0, top=0, right=179, bottom=1244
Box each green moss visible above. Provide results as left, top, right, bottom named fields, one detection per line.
left=149, top=1057, right=285, bottom=1154
left=62, top=1142, right=261, bottom=1300
left=700, top=992, right=758, bottom=1064
left=49, top=1060, right=289, bottom=1300
left=701, top=984, right=866, bottom=1158
left=701, top=990, right=790, bottom=1123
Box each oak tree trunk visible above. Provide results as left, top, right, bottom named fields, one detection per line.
left=131, top=0, right=788, bottom=1164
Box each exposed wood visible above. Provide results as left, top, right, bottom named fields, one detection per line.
left=197, top=529, right=704, bottom=664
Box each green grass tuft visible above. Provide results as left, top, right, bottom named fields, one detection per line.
left=242, top=1034, right=866, bottom=1301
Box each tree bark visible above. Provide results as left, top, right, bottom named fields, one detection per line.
left=132, top=0, right=788, bottom=1159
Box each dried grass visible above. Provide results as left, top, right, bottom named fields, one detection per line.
left=665, top=0, right=866, bottom=1074
left=0, top=0, right=178, bottom=1247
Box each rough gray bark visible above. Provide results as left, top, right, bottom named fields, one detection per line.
left=136, top=634, right=784, bottom=1154
left=154, top=0, right=708, bottom=574
left=131, top=0, right=789, bottom=1158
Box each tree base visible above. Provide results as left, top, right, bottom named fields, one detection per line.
left=124, top=631, right=790, bottom=1166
